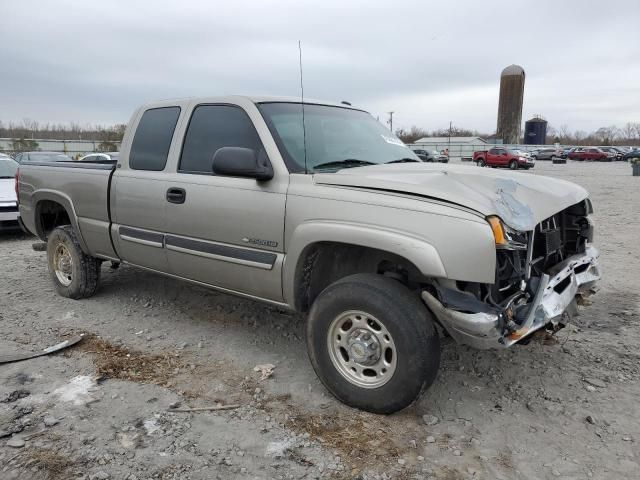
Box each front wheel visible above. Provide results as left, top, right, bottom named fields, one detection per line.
left=307, top=274, right=440, bottom=414
left=509, top=160, right=518, bottom=170
left=47, top=225, right=101, bottom=299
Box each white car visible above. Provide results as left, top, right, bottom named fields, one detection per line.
left=0, top=156, right=19, bottom=229
left=79, top=152, right=119, bottom=163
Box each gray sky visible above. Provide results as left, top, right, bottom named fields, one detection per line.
left=1, top=0, right=638, bottom=133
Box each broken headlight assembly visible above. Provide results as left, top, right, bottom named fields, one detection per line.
left=487, top=216, right=528, bottom=250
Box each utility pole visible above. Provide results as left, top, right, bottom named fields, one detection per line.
left=448, top=121, right=452, bottom=153
left=387, top=111, right=394, bottom=132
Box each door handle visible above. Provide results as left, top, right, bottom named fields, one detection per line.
left=166, top=188, right=186, bottom=204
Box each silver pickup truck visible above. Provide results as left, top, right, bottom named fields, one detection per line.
left=17, top=96, right=601, bottom=413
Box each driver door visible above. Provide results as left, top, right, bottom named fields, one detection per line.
left=162, top=103, right=287, bottom=302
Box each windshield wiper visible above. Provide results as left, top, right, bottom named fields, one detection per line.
left=313, top=159, right=376, bottom=171
left=386, top=158, right=420, bottom=164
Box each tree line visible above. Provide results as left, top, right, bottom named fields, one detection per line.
left=396, top=122, right=640, bottom=146
left=0, top=119, right=126, bottom=142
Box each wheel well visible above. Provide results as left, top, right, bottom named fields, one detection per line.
left=36, top=200, right=71, bottom=239
left=293, top=242, right=428, bottom=312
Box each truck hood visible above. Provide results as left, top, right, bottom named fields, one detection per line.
left=313, top=163, right=588, bottom=231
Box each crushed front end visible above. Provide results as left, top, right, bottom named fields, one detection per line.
left=422, top=199, right=601, bottom=349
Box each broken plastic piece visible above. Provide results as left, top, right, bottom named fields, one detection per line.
left=0, top=335, right=84, bottom=364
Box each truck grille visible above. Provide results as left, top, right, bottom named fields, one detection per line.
left=530, top=199, right=593, bottom=276
left=0, top=205, right=18, bottom=213
left=490, top=199, right=593, bottom=303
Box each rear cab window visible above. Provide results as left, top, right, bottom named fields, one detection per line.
left=130, top=107, right=181, bottom=171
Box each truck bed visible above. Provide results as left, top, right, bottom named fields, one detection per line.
left=18, top=161, right=117, bottom=259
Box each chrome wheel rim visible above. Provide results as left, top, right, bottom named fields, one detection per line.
left=327, top=310, right=397, bottom=389
left=53, top=243, right=73, bottom=286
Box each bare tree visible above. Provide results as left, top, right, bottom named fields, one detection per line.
left=395, top=126, right=430, bottom=144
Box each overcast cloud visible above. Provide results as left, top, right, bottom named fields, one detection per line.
left=1, top=0, right=638, bottom=133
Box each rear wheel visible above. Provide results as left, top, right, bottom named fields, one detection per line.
left=509, top=160, right=518, bottom=170
left=47, top=225, right=101, bottom=299
left=478, top=159, right=486, bottom=167
left=307, top=273, right=440, bottom=414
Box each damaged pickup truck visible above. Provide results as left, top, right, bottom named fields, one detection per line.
left=16, top=97, right=600, bottom=413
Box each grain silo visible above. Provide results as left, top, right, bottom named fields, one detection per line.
left=496, top=65, right=525, bottom=144
left=524, top=116, right=547, bottom=145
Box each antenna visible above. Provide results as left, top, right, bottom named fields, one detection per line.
left=298, top=40, right=308, bottom=174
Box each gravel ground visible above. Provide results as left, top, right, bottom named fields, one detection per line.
left=0, top=161, right=638, bottom=480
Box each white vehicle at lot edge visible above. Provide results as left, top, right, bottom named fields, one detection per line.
left=0, top=156, right=20, bottom=229
left=16, top=96, right=601, bottom=413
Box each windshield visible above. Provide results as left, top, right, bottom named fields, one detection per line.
left=0, top=158, right=18, bottom=177
left=258, top=103, right=419, bottom=172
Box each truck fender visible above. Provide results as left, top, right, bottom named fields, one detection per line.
left=282, top=221, right=447, bottom=306
left=32, top=190, right=90, bottom=254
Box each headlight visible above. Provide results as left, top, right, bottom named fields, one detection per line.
left=487, top=216, right=528, bottom=250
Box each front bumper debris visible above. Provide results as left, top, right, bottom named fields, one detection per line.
left=422, top=245, right=600, bottom=349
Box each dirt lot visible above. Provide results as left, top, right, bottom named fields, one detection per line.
left=1, top=161, right=639, bottom=480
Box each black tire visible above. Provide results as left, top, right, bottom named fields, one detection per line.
left=478, top=159, right=486, bottom=167
left=46, top=225, right=101, bottom=299
left=509, top=160, right=518, bottom=170
left=306, top=273, right=440, bottom=414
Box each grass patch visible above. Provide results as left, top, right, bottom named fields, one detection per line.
left=80, top=335, right=183, bottom=386
left=26, top=448, right=73, bottom=479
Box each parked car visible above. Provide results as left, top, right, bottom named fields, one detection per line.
left=599, top=147, right=623, bottom=161
left=17, top=95, right=601, bottom=414
left=623, top=148, right=640, bottom=160
left=567, top=147, right=610, bottom=161
left=612, top=147, right=632, bottom=160
left=412, top=149, right=448, bottom=163
left=15, top=151, right=73, bottom=163
left=530, top=147, right=560, bottom=161
left=79, top=152, right=120, bottom=163
left=472, top=147, right=535, bottom=169
left=0, top=157, right=20, bottom=229
left=560, top=147, right=575, bottom=159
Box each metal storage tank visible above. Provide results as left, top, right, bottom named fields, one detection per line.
left=524, top=116, right=547, bottom=145
left=496, top=65, right=525, bottom=144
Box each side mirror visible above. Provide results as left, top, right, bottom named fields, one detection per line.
left=212, top=147, right=273, bottom=181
